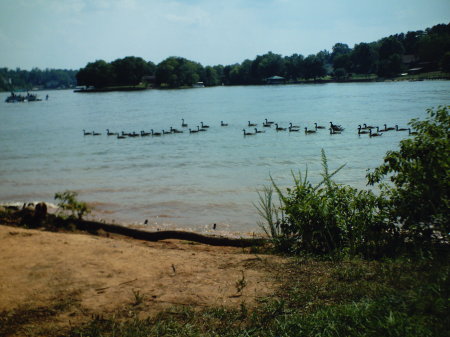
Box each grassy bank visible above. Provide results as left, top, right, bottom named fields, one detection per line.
left=61, top=255, right=449, bottom=336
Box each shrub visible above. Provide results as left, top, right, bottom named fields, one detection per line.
left=257, top=150, right=394, bottom=257
left=54, top=190, right=90, bottom=220
left=367, top=105, right=450, bottom=245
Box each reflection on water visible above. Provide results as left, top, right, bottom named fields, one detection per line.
left=0, top=81, right=449, bottom=232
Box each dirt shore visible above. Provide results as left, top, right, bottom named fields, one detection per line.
left=0, top=224, right=285, bottom=334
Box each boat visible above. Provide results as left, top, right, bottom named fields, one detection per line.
left=5, top=92, right=42, bottom=103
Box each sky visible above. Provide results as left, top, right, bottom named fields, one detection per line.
left=0, top=0, right=449, bottom=70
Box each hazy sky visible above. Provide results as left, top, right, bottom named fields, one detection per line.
left=1, top=0, right=449, bottom=70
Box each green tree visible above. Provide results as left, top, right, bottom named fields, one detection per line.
left=351, top=43, right=378, bottom=75
left=367, top=106, right=450, bottom=244
left=111, top=56, right=153, bottom=86
left=76, top=60, right=115, bottom=88
left=303, top=54, right=326, bottom=80
left=441, top=52, right=450, bottom=72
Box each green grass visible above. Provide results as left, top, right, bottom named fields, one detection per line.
left=66, top=255, right=449, bottom=337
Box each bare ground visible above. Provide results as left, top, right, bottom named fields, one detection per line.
left=0, top=225, right=285, bottom=335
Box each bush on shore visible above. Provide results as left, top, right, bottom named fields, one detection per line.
left=258, top=106, right=449, bottom=258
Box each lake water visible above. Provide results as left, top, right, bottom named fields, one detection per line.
left=1, top=81, right=449, bottom=234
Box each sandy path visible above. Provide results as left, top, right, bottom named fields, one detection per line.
left=0, top=225, right=284, bottom=330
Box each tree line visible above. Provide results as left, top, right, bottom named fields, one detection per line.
left=0, top=68, right=77, bottom=91
left=1, top=23, right=449, bottom=91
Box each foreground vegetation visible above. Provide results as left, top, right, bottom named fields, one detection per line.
left=0, top=107, right=448, bottom=336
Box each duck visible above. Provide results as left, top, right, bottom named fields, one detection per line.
left=189, top=128, right=199, bottom=134
left=395, top=125, right=408, bottom=131
left=305, top=127, right=317, bottom=134
left=408, top=128, right=418, bottom=135
left=170, top=127, right=183, bottom=133
left=330, top=122, right=344, bottom=131
left=181, top=119, right=188, bottom=127
left=314, top=122, right=325, bottom=130
left=275, top=123, right=287, bottom=131
left=151, top=129, right=161, bottom=136
left=289, top=122, right=300, bottom=129
left=369, top=128, right=383, bottom=137
left=106, top=129, right=118, bottom=136
left=248, top=121, right=257, bottom=127
left=221, top=121, right=228, bottom=126
left=83, top=129, right=92, bottom=136
left=329, top=127, right=341, bottom=135
left=197, top=126, right=207, bottom=132
left=357, top=126, right=369, bottom=135
left=243, top=129, right=255, bottom=136
left=383, top=124, right=395, bottom=131
left=264, top=118, right=275, bottom=125
left=92, top=131, right=102, bottom=136
left=363, top=123, right=375, bottom=129
left=254, top=128, right=265, bottom=133
left=288, top=126, right=299, bottom=132
left=201, top=121, right=210, bottom=128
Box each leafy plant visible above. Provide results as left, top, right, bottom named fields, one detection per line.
left=257, top=150, right=393, bottom=257
left=54, top=190, right=91, bottom=220
left=367, top=105, right=450, bottom=245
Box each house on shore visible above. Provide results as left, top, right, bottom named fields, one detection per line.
left=265, top=76, right=286, bottom=84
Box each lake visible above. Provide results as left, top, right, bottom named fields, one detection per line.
left=0, top=81, right=449, bottom=234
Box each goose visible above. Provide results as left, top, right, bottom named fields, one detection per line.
left=288, top=126, right=300, bottom=132
left=265, top=118, right=275, bottom=125
left=395, top=125, right=408, bottom=131
left=197, top=126, right=207, bottom=132
left=170, top=127, right=183, bottom=133
left=314, top=123, right=326, bottom=130
left=201, top=121, right=210, bottom=128
left=329, top=127, right=341, bottom=135
left=162, top=129, right=172, bottom=135
left=117, top=134, right=126, bottom=139
left=106, top=129, right=118, bottom=136
left=92, top=131, right=102, bottom=136
left=83, top=129, right=92, bottom=136
left=363, top=123, right=375, bottom=129
left=305, top=127, right=316, bottom=134
left=358, top=126, right=369, bottom=135
left=248, top=121, right=257, bottom=127
left=181, top=119, right=188, bottom=127
left=254, top=128, right=265, bottom=133
left=369, top=128, right=383, bottom=137
left=289, top=122, right=300, bottom=129
left=263, top=122, right=271, bottom=127
left=140, top=130, right=151, bottom=136
left=129, top=132, right=139, bottom=137
left=383, top=124, right=395, bottom=131
left=189, top=128, right=199, bottom=134
left=275, top=123, right=287, bottom=131
left=221, top=121, right=228, bottom=126
left=243, top=129, right=255, bottom=136
left=151, top=129, right=161, bottom=136
left=408, top=128, right=418, bottom=135
left=330, top=122, right=344, bottom=131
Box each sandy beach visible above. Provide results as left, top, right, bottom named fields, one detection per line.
left=0, top=220, right=284, bottom=334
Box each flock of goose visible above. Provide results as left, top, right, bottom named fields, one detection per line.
left=83, top=118, right=416, bottom=139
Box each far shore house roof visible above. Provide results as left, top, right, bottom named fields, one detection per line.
left=266, top=75, right=286, bottom=84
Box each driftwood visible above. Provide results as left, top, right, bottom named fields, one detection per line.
left=0, top=206, right=266, bottom=247
left=74, top=219, right=266, bottom=247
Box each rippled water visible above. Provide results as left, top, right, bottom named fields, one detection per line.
left=1, top=81, right=449, bottom=233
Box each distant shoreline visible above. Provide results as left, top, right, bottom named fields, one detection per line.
left=72, top=75, right=450, bottom=93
